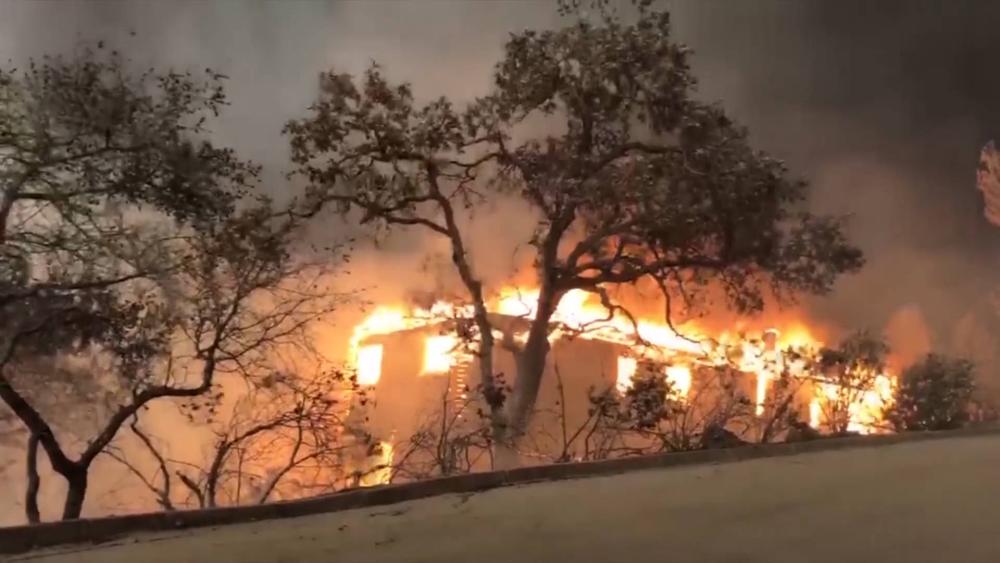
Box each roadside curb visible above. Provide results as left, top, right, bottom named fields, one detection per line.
left=2, top=425, right=998, bottom=555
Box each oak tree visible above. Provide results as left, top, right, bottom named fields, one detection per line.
left=286, top=5, right=863, bottom=464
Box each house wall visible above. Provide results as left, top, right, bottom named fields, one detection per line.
left=363, top=327, right=823, bottom=468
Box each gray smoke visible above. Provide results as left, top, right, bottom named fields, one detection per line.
left=1, top=0, right=998, bottom=372
left=2, top=0, right=1000, bottom=524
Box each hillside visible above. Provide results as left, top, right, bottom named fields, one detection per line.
left=12, top=432, right=1000, bottom=563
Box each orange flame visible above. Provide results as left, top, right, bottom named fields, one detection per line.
left=349, top=285, right=895, bottom=434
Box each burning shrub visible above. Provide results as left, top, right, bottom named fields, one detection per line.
left=815, top=330, right=892, bottom=435
left=888, top=354, right=976, bottom=432
left=565, top=364, right=754, bottom=458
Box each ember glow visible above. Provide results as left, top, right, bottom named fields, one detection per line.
left=665, top=365, right=693, bottom=398
left=616, top=356, right=638, bottom=394
left=349, top=286, right=897, bottom=435
left=356, top=344, right=384, bottom=386
left=422, top=335, right=458, bottom=375
left=358, top=441, right=394, bottom=487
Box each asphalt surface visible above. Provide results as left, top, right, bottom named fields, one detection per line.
left=11, top=433, right=1000, bottom=563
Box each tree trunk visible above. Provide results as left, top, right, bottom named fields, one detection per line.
left=25, top=433, right=40, bottom=524
left=492, top=440, right=520, bottom=470
left=497, top=290, right=559, bottom=465
left=507, top=335, right=550, bottom=438
left=61, top=469, right=88, bottom=520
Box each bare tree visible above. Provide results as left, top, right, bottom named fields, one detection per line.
left=286, top=3, right=863, bottom=465
left=113, top=369, right=369, bottom=509
left=527, top=361, right=750, bottom=464
left=744, top=341, right=816, bottom=444
left=0, top=45, right=344, bottom=521
left=6, top=203, right=339, bottom=521
left=389, top=378, right=494, bottom=482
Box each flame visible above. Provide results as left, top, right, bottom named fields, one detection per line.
left=349, top=285, right=897, bottom=435
left=616, top=356, right=637, bottom=393
left=422, top=335, right=458, bottom=374
left=357, top=344, right=384, bottom=386
left=616, top=360, right=691, bottom=398
left=348, top=302, right=472, bottom=384
left=665, top=365, right=692, bottom=398
left=809, top=398, right=822, bottom=428
left=815, top=373, right=895, bottom=434
left=851, top=374, right=895, bottom=434
left=359, top=441, right=394, bottom=487
left=755, top=373, right=771, bottom=416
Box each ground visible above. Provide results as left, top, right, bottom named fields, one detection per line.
left=12, top=433, right=1000, bottom=563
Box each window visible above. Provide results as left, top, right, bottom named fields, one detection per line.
left=422, top=335, right=457, bottom=374
left=357, top=344, right=384, bottom=386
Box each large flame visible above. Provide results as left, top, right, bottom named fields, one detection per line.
left=356, top=344, right=384, bottom=386
left=422, top=335, right=458, bottom=375
left=349, top=285, right=896, bottom=436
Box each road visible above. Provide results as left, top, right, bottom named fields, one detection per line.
left=12, top=433, right=1000, bottom=563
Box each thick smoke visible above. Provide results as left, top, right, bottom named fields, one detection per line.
left=2, top=0, right=995, bottom=345
left=667, top=1, right=1000, bottom=337
left=1, top=0, right=999, bottom=521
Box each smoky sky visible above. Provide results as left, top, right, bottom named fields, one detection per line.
left=1, top=0, right=998, bottom=350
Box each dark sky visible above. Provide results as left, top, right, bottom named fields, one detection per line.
left=1, top=0, right=997, bottom=352
left=660, top=0, right=1000, bottom=345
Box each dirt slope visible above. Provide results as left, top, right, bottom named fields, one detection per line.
left=13, top=433, right=1000, bottom=563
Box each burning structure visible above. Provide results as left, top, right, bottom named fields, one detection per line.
left=347, top=288, right=895, bottom=478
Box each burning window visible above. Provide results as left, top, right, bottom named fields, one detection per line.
left=618, top=359, right=692, bottom=400
left=616, top=356, right=637, bottom=393
left=422, top=335, right=457, bottom=375
left=755, top=372, right=771, bottom=416
left=618, top=357, right=692, bottom=400
left=359, top=441, right=394, bottom=487
left=357, top=344, right=384, bottom=386
left=809, top=398, right=822, bottom=429
left=665, top=365, right=692, bottom=399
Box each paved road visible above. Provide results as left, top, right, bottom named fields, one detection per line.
left=13, top=434, right=1000, bottom=563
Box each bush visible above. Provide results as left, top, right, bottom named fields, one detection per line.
left=889, top=354, right=975, bottom=431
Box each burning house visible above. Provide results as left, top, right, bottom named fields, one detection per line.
left=347, top=288, right=896, bottom=478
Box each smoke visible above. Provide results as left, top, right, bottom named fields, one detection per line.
left=884, top=304, right=933, bottom=372
left=2, top=0, right=1000, bottom=520
left=2, top=0, right=994, bottom=342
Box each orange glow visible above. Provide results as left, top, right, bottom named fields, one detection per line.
left=348, top=302, right=472, bottom=381
left=357, top=344, right=383, bottom=386
left=665, top=365, right=692, bottom=398
left=350, top=284, right=898, bottom=436
left=814, top=373, right=895, bottom=434
left=851, top=374, right=895, bottom=434
left=809, top=398, right=822, bottom=429
left=755, top=372, right=771, bottom=416
left=776, top=324, right=817, bottom=349
left=422, top=335, right=458, bottom=374
left=616, top=356, right=637, bottom=394
left=360, top=441, right=393, bottom=487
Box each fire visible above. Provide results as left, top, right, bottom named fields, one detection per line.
left=616, top=360, right=691, bottom=398
left=813, top=372, right=895, bottom=435
left=422, top=335, right=458, bottom=374
left=665, top=365, right=692, bottom=398
left=348, top=302, right=472, bottom=385
left=349, top=285, right=897, bottom=435
left=359, top=441, right=394, bottom=487
left=809, top=399, right=822, bottom=428
left=357, top=344, right=383, bottom=386
left=755, top=373, right=771, bottom=416
left=616, top=356, right=637, bottom=393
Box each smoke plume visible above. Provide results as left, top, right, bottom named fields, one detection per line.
left=1, top=0, right=999, bottom=522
